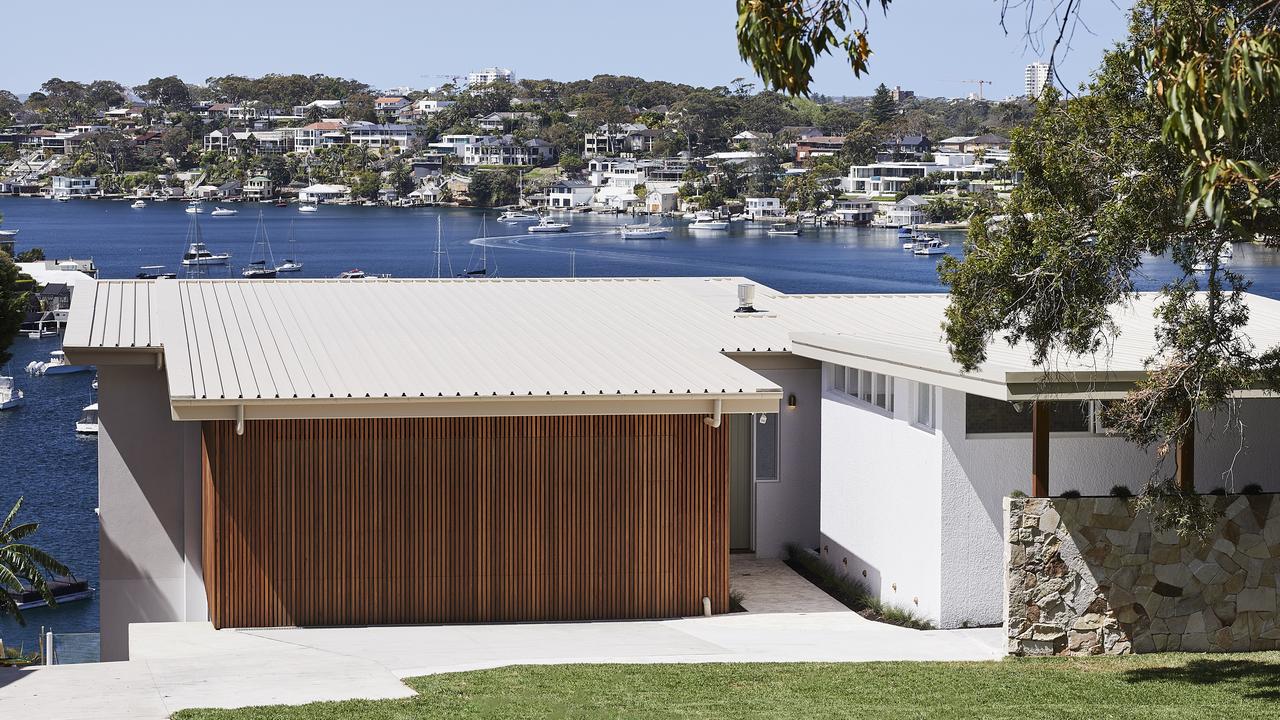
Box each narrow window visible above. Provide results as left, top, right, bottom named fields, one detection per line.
left=860, top=370, right=873, bottom=404
left=755, top=413, right=779, bottom=482
left=915, top=382, right=934, bottom=428
left=846, top=367, right=859, bottom=397
left=874, top=373, right=888, bottom=410
left=832, top=364, right=846, bottom=393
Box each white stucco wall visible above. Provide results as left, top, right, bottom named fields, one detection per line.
left=819, top=366, right=943, bottom=622
left=98, top=365, right=205, bottom=660
left=733, top=356, right=822, bottom=559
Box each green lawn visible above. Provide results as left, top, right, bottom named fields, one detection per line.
left=173, top=654, right=1280, bottom=719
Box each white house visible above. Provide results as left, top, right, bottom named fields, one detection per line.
left=745, top=197, right=784, bottom=220
left=297, top=183, right=350, bottom=203
left=244, top=175, right=273, bottom=201
left=845, top=153, right=1004, bottom=196
left=467, top=67, right=515, bottom=85
left=51, top=175, right=98, bottom=198
left=583, top=123, right=652, bottom=156
left=475, top=112, right=536, bottom=131
left=887, top=195, right=929, bottom=226
left=293, top=121, right=348, bottom=154
left=832, top=197, right=875, bottom=225
left=545, top=179, right=595, bottom=209
left=292, top=99, right=344, bottom=116
left=345, top=122, right=419, bottom=152
left=462, top=135, right=554, bottom=167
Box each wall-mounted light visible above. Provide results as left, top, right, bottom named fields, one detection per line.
left=787, top=394, right=797, bottom=409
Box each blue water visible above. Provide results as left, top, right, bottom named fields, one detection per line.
left=1, top=194, right=1277, bottom=651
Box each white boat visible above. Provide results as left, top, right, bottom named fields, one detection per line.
left=242, top=212, right=278, bottom=279
left=298, top=205, right=318, bottom=213
left=912, top=238, right=950, bottom=256
left=528, top=216, right=570, bottom=233
left=40, top=350, right=93, bottom=375
left=135, top=265, right=176, bottom=279
left=1192, top=242, right=1234, bottom=272
left=211, top=207, right=238, bottom=217
left=0, top=229, right=18, bottom=237
left=181, top=242, right=231, bottom=266
left=131, top=200, right=147, bottom=209
left=185, top=206, right=203, bottom=214
left=55, top=195, right=70, bottom=202
left=497, top=209, right=537, bottom=223
left=767, top=223, right=800, bottom=236
left=620, top=223, right=667, bottom=239
left=0, top=376, right=22, bottom=410
left=276, top=221, right=304, bottom=273
left=76, top=403, right=99, bottom=434
left=689, top=211, right=729, bottom=230
left=899, top=227, right=916, bottom=249
left=338, top=269, right=366, bottom=279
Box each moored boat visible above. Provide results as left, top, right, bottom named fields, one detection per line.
left=210, top=207, right=238, bottom=217
left=497, top=209, right=537, bottom=223
left=689, top=211, right=729, bottom=230
left=298, top=204, right=318, bottom=213
left=131, top=199, right=147, bottom=209
left=911, top=238, right=950, bottom=256
left=528, top=216, right=570, bottom=233
left=767, top=223, right=800, bottom=236
left=31, top=350, right=93, bottom=376
left=135, top=265, right=177, bottom=279
left=0, top=375, right=22, bottom=410
left=620, top=223, right=667, bottom=239
left=7, top=575, right=95, bottom=611
left=181, top=242, right=231, bottom=266
left=76, top=403, right=99, bottom=434
left=338, top=268, right=366, bottom=279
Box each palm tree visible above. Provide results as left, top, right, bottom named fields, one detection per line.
left=0, top=498, right=68, bottom=625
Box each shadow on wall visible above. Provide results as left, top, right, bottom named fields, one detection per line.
left=817, top=539, right=883, bottom=610
left=97, top=531, right=168, bottom=661
left=1124, top=659, right=1280, bottom=700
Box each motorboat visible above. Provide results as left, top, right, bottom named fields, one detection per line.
left=274, top=200, right=289, bottom=208
left=0, top=375, right=22, bottom=410
left=28, top=350, right=93, bottom=376
left=497, top=209, right=538, bottom=223
left=298, top=204, right=318, bottom=213
left=181, top=242, right=231, bottom=266
left=185, top=205, right=203, bottom=214
left=338, top=269, right=367, bottom=279
left=275, top=260, right=303, bottom=273
left=528, top=216, right=570, bottom=233
left=912, top=238, right=950, bottom=256
left=620, top=223, right=667, bottom=239
left=899, top=226, right=917, bottom=249
left=135, top=265, right=177, bottom=279
left=767, top=223, right=800, bottom=236
left=689, top=211, right=729, bottom=230
left=7, top=575, right=95, bottom=611
left=0, top=228, right=18, bottom=238
left=210, top=207, right=238, bottom=217
left=75, top=403, right=99, bottom=434
left=131, top=200, right=147, bottom=209
left=55, top=195, right=70, bottom=202
left=242, top=261, right=277, bottom=279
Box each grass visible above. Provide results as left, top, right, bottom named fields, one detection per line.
left=784, top=543, right=935, bottom=630
left=172, top=654, right=1280, bottom=719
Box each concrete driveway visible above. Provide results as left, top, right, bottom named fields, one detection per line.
left=0, top=560, right=1004, bottom=719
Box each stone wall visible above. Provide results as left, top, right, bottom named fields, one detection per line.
left=1004, top=494, right=1280, bottom=656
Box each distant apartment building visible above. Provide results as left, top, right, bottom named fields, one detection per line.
left=890, top=85, right=915, bottom=102
left=467, top=67, right=515, bottom=85
left=462, top=135, right=553, bottom=166
left=1025, top=62, right=1051, bottom=98
left=51, top=175, right=98, bottom=198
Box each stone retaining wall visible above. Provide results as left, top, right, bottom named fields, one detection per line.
left=1004, top=494, right=1280, bottom=656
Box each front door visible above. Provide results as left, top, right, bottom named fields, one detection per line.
left=729, top=413, right=754, bottom=552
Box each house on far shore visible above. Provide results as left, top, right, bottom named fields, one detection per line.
left=51, top=175, right=98, bottom=198
left=65, top=276, right=1280, bottom=663
left=887, top=194, right=929, bottom=226
left=543, top=179, right=594, bottom=209
left=244, top=175, right=273, bottom=201
left=297, top=183, right=350, bottom=203
left=745, top=197, right=784, bottom=220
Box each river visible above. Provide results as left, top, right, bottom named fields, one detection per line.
left=0, top=194, right=1276, bottom=652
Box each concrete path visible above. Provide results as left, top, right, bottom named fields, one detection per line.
left=0, top=561, right=1004, bottom=719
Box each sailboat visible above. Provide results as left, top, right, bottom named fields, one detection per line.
left=241, top=211, right=277, bottom=278
left=460, top=215, right=494, bottom=277
left=433, top=215, right=452, bottom=278
left=620, top=214, right=666, bottom=239
left=180, top=212, right=231, bottom=272
left=275, top=221, right=303, bottom=273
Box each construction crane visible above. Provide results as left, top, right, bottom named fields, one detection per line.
left=960, top=79, right=992, bottom=101
left=421, top=74, right=465, bottom=87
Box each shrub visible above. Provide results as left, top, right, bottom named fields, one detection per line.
left=1059, top=489, right=1082, bottom=498
left=1241, top=483, right=1263, bottom=495
left=1008, top=489, right=1027, bottom=499
left=1109, top=485, right=1133, bottom=498
left=783, top=544, right=933, bottom=630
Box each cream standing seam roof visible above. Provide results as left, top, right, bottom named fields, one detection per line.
left=63, top=279, right=158, bottom=350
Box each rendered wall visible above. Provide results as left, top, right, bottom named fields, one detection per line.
left=736, top=357, right=822, bottom=559
left=819, top=369, right=943, bottom=622
left=1006, top=495, right=1280, bottom=655
left=97, top=364, right=203, bottom=661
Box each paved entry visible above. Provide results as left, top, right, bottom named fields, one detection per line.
left=730, top=557, right=851, bottom=614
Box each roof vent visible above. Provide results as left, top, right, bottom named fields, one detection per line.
left=735, top=283, right=759, bottom=313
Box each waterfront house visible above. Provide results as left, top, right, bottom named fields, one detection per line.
left=462, top=135, right=554, bottom=167
left=64, top=277, right=1280, bottom=662
left=745, top=197, right=784, bottom=220
left=831, top=197, right=875, bottom=225
left=345, top=122, right=419, bottom=153
left=294, top=121, right=348, bottom=154
left=887, top=195, right=929, bottom=226
left=297, top=183, right=350, bottom=203
left=545, top=179, right=594, bottom=209
left=244, top=175, right=273, bottom=201
left=51, top=175, right=98, bottom=198
left=844, top=153, right=1003, bottom=196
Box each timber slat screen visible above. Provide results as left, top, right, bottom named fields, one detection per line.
left=202, top=415, right=729, bottom=629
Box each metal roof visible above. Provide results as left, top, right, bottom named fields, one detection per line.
left=64, top=279, right=159, bottom=351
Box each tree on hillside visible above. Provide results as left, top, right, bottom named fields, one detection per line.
left=867, top=83, right=896, bottom=125
left=135, top=76, right=192, bottom=109
left=86, top=80, right=126, bottom=109
left=0, top=497, right=69, bottom=625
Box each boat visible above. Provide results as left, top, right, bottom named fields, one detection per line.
left=338, top=269, right=366, bottom=279
left=0, top=228, right=18, bottom=238
left=275, top=221, right=304, bottom=273
left=181, top=241, right=231, bottom=266
left=274, top=199, right=288, bottom=208
left=1193, top=242, right=1234, bottom=272
left=497, top=209, right=537, bottom=223
left=211, top=207, right=238, bottom=217
left=620, top=221, right=667, bottom=239
left=131, top=200, right=147, bottom=209
left=298, top=204, right=318, bottom=213
left=767, top=223, right=800, bottom=236
left=55, top=195, right=69, bottom=202
left=241, top=212, right=277, bottom=278
left=153, top=195, right=168, bottom=202
left=912, top=238, right=950, bottom=256
left=30, top=350, right=93, bottom=376
left=528, top=216, right=570, bottom=233
left=75, top=403, right=99, bottom=434
left=6, top=575, right=95, bottom=611
left=135, top=265, right=176, bottom=279
left=0, top=375, right=22, bottom=410
left=185, top=206, right=203, bottom=214
left=689, top=211, right=729, bottom=230
left=362, top=200, right=378, bottom=207
left=459, top=215, right=494, bottom=277
left=899, top=226, right=917, bottom=249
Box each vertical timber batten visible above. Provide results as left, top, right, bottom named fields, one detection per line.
left=1031, top=400, right=1050, bottom=498
left=201, top=414, right=730, bottom=629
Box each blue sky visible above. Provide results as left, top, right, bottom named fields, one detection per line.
left=9, top=1, right=1131, bottom=98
